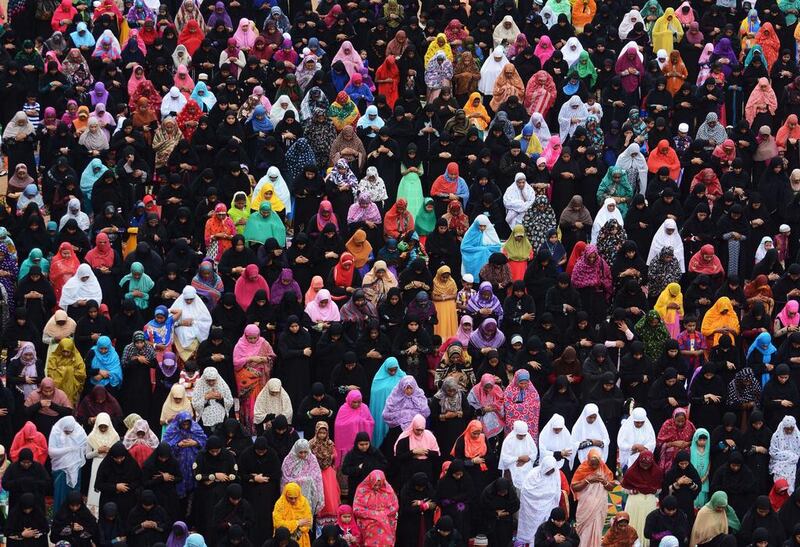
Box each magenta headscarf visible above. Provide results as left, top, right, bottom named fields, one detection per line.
left=570, top=244, right=613, bottom=299
left=615, top=46, right=645, bottom=93
left=333, top=390, right=375, bottom=462
left=533, top=35, right=555, bottom=65
left=233, top=264, right=270, bottom=310
left=778, top=300, right=800, bottom=328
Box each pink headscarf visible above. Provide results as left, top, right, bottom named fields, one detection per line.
left=533, top=35, right=555, bottom=65
left=234, top=264, right=270, bottom=310
left=394, top=414, right=440, bottom=454
left=778, top=300, right=800, bottom=328
left=332, top=40, right=364, bottom=76
left=232, top=18, right=258, bottom=49
left=334, top=390, right=375, bottom=463
left=541, top=135, right=563, bottom=169
left=233, top=324, right=275, bottom=368
left=304, top=289, right=341, bottom=322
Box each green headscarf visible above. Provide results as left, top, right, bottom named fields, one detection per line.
left=705, top=491, right=741, bottom=533
left=244, top=202, right=287, bottom=247
left=19, top=248, right=49, bottom=279
left=415, top=198, right=437, bottom=236
left=596, top=167, right=633, bottom=216
left=574, top=51, right=597, bottom=87
left=634, top=310, right=670, bottom=361
left=119, top=261, right=154, bottom=309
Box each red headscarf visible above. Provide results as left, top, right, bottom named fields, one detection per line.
left=10, top=421, right=48, bottom=464
left=647, top=139, right=681, bottom=180
left=770, top=478, right=790, bottom=511
left=777, top=115, right=800, bottom=149
left=85, top=232, right=115, bottom=269
left=375, top=56, right=400, bottom=108
left=620, top=449, right=663, bottom=494
left=688, top=244, right=724, bottom=275
left=333, top=252, right=356, bottom=287
left=178, top=19, right=204, bottom=55
left=383, top=199, right=415, bottom=239
left=430, top=162, right=460, bottom=196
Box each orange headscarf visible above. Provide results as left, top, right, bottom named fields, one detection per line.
left=451, top=419, right=487, bottom=459
left=345, top=229, right=373, bottom=268
left=777, top=114, right=800, bottom=149
left=571, top=447, right=614, bottom=486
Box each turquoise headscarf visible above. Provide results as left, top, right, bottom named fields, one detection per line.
left=744, top=45, right=767, bottom=69
left=691, top=427, right=710, bottom=508
left=119, top=261, right=154, bottom=309
left=80, top=158, right=109, bottom=198
left=596, top=167, right=633, bottom=216
left=368, top=357, right=406, bottom=447
left=243, top=202, right=286, bottom=247
left=18, top=248, right=49, bottom=279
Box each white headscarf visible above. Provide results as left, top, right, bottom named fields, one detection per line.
left=59, top=197, right=91, bottom=231
left=561, top=37, right=585, bottom=67
left=253, top=377, right=293, bottom=425
left=557, top=96, right=588, bottom=140
left=49, top=415, right=88, bottom=488
left=755, top=236, right=773, bottom=264
left=3, top=111, right=35, bottom=140
left=572, top=403, right=610, bottom=462
left=591, top=198, right=624, bottom=243
left=516, top=455, right=563, bottom=544
left=619, top=9, right=644, bottom=39
left=616, top=407, right=656, bottom=469
left=493, top=15, right=521, bottom=48
left=617, top=41, right=645, bottom=62
left=191, top=366, right=234, bottom=427
left=474, top=214, right=501, bottom=245
left=529, top=112, right=552, bottom=148
left=161, top=86, right=188, bottom=118
left=503, top=173, right=537, bottom=228
left=172, top=44, right=191, bottom=68
left=87, top=412, right=120, bottom=450
left=60, top=263, right=103, bottom=308
left=479, top=46, right=509, bottom=95
left=539, top=5, right=557, bottom=28
left=499, top=420, right=539, bottom=487
left=254, top=166, right=292, bottom=215
left=269, top=95, right=300, bottom=126
left=169, top=286, right=213, bottom=347
left=770, top=415, right=800, bottom=493
left=647, top=218, right=685, bottom=272
left=538, top=413, right=574, bottom=469
left=616, top=143, right=649, bottom=196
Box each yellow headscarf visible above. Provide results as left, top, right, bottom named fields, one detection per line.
left=273, top=482, right=312, bottom=547
left=424, top=33, right=454, bottom=65
left=46, top=338, right=87, bottom=404
left=250, top=183, right=285, bottom=213
left=652, top=8, right=684, bottom=53
left=654, top=282, right=684, bottom=324
left=503, top=224, right=533, bottom=262
left=432, top=265, right=458, bottom=299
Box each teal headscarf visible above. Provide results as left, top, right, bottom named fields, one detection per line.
left=119, top=261, right=154, bottom=309
left=596, top=167, right=633, bottom=216
left=705, top=491, right=741, bottom=533
left=368, top=357, right=406, bottom=447
left=80, top=158, right=109, bottom=198
left=415, top=198, right=437, bottom=236
left=744, top=45, right=767, bottom=69
left=243, top=202, right=286, bottom=247
left=18, top=248, right=49, bottom=279
left=691, top=428, right=710, bottom=508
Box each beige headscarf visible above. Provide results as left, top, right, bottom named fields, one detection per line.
left=160, top=384, right=193, bottom=424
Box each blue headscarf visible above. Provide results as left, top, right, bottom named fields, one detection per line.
left=70, top=22, right=96, bottom=48
left=80, top=158, right=109, bottom=197
left=190, top=82, right=217, bottom=111
left=90, top=336, right=123, bottom=388
left=248, top=105, right=273, bottom=132
left=747, top=331, right=777, bottom=386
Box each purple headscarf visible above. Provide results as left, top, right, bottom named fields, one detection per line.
left=466, top=281, right=503, bottom=317
left=382, top=376, right=430, bottom=429
left=269, top=268, right=302, bottom=305
left=90, top=82, right=109, bottom=107
left=469, top=317, right=506, bottom=349
left=712, top=38, right=738, bottom=77
left=347, top=193, right=383, bottom=223
left=167, top=521, right=189, bottom=547
left=207, top=1, right=232, bottom=28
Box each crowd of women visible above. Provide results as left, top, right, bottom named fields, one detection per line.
left=4, top=0, right=800, bottom=543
